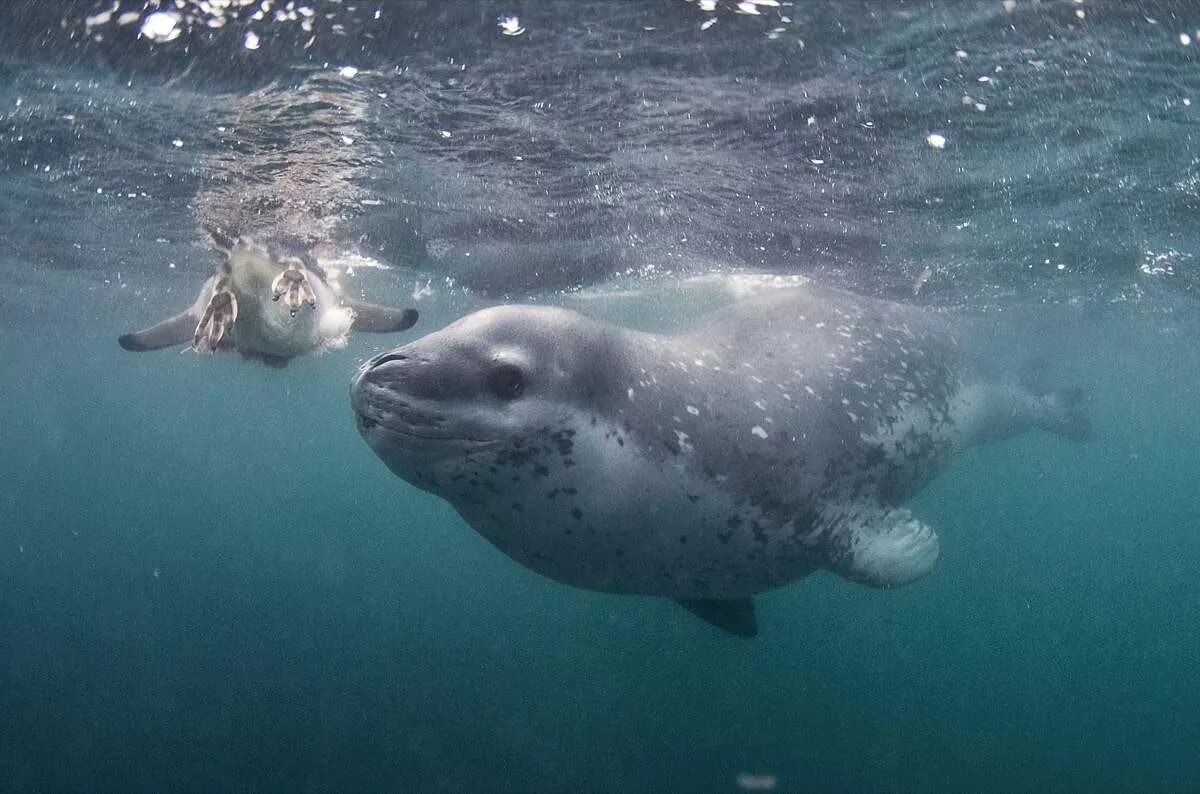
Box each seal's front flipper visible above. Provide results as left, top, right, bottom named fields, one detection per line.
left=193, top=288, right=238, bottom=353
left=345, top=298, right=419, bottom=333
left=271, top=266, right=316, bottom=316
left=119, top=311, right=197, bottom=352
left=675, top=597, right=758, bottom=638
left=825, top=506, right=939, bottom=588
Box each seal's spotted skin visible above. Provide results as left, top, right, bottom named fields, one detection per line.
left=351, top=284, right=1089, bottom=636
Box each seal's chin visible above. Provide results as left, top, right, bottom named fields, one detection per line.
left=354, top=415, right=498, bottom=491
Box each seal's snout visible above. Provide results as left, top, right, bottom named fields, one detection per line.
left=352, top=345, right=423, bottom=430
left=356, top=349, right=412, bottom=392
left=368, top=351, right=409, bottom=368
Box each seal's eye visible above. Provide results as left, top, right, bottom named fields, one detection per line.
left=488, top=364, right=525, bottom=400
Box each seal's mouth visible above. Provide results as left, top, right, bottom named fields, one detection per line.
left=355, top=410, right=491, bottom=445
left=351, top=358, right=495, bottom=449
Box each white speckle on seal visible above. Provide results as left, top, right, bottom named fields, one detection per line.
left=141, top=11, right=182, bottom=42
left=751, top=426, right=768, bottom=439
left=85, top=8, right=114, bottom=26
left=627, top=387, right=635, bottom=401
left=498, top=15, right=526, bottom=36
left=686, top=405, right=700, bottom=415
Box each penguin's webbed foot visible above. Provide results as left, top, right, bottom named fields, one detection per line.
left=271, top=266, right=317, bottom=317
left=193, top=288, right=238, bottom=354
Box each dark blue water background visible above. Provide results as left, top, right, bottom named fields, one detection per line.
left=1, top=1, right=1199, bottom=791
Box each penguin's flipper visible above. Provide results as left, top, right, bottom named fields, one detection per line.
left=119, top=311, right=198, bottom=352
left=345, top=298, right=418, bottom=333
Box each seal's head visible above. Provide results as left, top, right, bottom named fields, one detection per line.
left=351, top=305, right=626, bottom=489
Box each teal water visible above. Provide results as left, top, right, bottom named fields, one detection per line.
left=2, top=301, right=1198, bottom=791
left=4, top=1, right=1200, bottom=791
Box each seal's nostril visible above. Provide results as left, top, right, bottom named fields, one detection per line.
left=358, top=414, right=378, bottom=430
left=370, top=352, right=408, bottom=368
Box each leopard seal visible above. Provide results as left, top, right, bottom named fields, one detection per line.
left=119, top=227, right=418, bottom=366
left=350, top=283, right=1089, bottom=636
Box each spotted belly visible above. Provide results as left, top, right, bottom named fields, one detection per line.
left=440, top=416, right=820, bottom=599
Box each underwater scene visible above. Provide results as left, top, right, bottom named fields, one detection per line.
left=2, top=1, right=1199, bottom=791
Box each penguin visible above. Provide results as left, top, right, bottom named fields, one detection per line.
left=119, top=226, right=418, bottom=367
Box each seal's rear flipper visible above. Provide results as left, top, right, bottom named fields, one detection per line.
left=1016, top=358, right=1091, bottom=442
left=118, top=311, right=197, bottom=352
left=1040, top=386, right=1092, bottom=442
left=825, top=506, right=939, bottom=588
left=675, top=597, right=758, bottom=638
left=345, top=298, right=419, bottom=333
left=1017, top=357, right=1052, bottom=396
